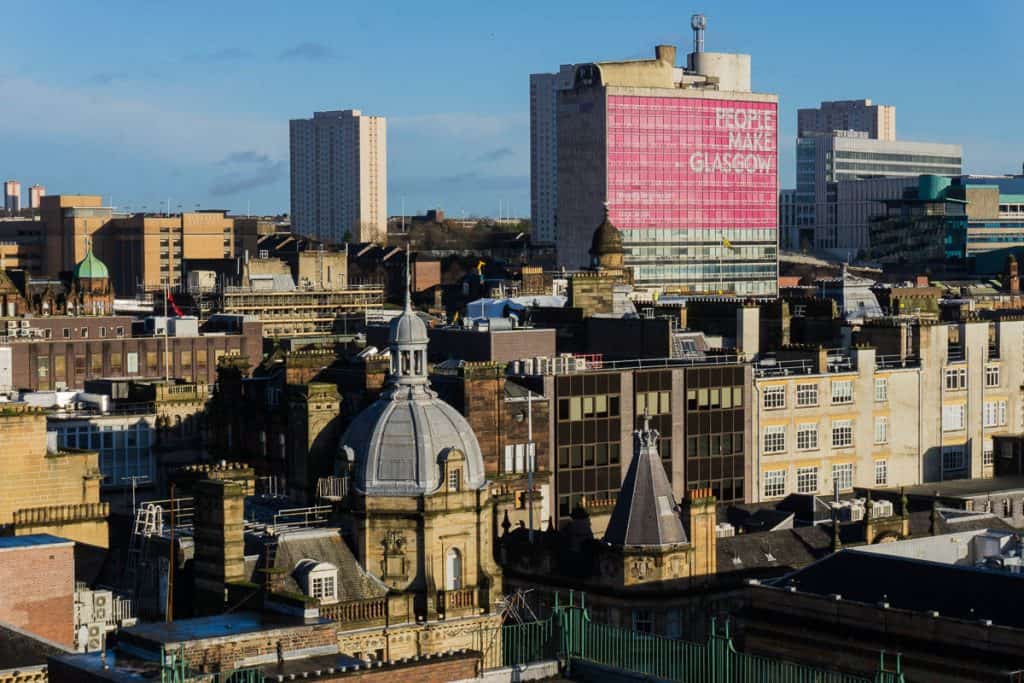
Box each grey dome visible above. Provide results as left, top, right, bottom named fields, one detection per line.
left=339, top=257, right=486, bottom=497
left=389, top=308, right=428, bottom=345
left=341, top=387, right=485, bottom=496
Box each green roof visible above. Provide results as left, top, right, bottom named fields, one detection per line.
left=74, top=248, right=109, bottom=280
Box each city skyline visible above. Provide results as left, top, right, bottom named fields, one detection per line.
left=1, top=0, right=1021, bottom=218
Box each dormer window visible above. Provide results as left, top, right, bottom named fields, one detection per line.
left=293, top=559, right=338, bottom=604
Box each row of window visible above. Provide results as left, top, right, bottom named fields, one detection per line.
left=942, top=400, right=1009, bottom=431
left=944, top=365, right=1001, bottom=390
left=762, top=418, right=874, bottom=454
left=762, top=378, right=885, bottom=410
left=763, top=460, right=886, bottom=498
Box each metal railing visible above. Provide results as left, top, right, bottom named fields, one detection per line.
left=488, top=592, right=905, bottom=683
left=510, top=353, right=744, bottom=377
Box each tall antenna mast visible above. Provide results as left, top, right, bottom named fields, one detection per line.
left=691, top=14, right=706, bottom=54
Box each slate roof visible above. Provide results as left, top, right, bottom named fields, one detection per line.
left=717, top=525, right=837, bottom=580
left=773, top=549, right=1024, bottom=628
left=267, top=528, right=387, bottom=603
left=603, top=421, right=687, bottom=547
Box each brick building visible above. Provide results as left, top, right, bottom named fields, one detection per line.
left=1, top=314, right=262, bottom=391
left=0, top=535, right=75, bottom=648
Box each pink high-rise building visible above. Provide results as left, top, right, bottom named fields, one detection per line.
left=554, top=18, right=778, bottom=296
left=28, top=184, right=45, bottom=209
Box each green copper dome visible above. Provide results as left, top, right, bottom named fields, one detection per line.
left=74, top=248, right=109, bottom=280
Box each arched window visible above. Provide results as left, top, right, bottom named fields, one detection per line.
left=445, top=548, right=462, bottom=591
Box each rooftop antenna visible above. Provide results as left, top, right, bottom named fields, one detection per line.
left=691, top=13, right=706, bottom=54
left=404, top=244, right=412, bottom=311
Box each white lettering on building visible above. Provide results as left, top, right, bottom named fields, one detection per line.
left=689, top=106, right=776, bottom=174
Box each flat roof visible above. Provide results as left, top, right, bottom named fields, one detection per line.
left=122, top=611, right=319, bottom=645
left=0, top=534, right=73, bottom=550
left=892, top=475, right=1024, bottom=499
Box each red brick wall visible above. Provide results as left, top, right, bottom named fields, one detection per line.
left=0, top=541, right=75, bottom=647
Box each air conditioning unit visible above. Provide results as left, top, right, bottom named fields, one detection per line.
left=92, top=591, right=110, bottom=622
left=86, top=624, right=104, bottom=652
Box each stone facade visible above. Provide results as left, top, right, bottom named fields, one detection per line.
left=0, top=407, right=108, bottom=547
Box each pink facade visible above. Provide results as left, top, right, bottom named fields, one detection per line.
left=606, top=95, right=777, bottom=235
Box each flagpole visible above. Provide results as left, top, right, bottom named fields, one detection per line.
left=163, top=281, right=170, bottom=383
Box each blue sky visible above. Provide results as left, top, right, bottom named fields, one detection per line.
left=2, top=0, right=1021, bottom=218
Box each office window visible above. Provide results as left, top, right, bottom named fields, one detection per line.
left=796, top=466, right=818, bottom=494
left=831, top=380, right=853, bottom=405
left=874, top=459, right=888, bottom=486
left=943, top=404, right=965, bottom=431
left=874, top=377, right=888, bottom=402
left=763, top=386, right=785, bottom=409
left=795, top=383, right=818, bottom=407
left=945, top=367, right=967, bottom=391
left=942, top=447, right=966, bottom=472
left=831, top=419, right=853, bottom=448
left=762, top=425, right=786, bottom=454
left=796, top=423, right=818, bottom=450
left=984, top=400, right=1007, bottom=428
left=764, top=470, right=786, bottom=498
left=874, top=416, right=889, bottom=444
left=832, top=463, right=853, bottom=490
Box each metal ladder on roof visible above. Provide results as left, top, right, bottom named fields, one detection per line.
left=122, top=503, right=162, bottom=596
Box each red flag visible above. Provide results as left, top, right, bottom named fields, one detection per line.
left=166, top=290, right=184, bottom=317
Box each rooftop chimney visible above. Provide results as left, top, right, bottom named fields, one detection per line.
left=655, top=44, right=677, bottom=65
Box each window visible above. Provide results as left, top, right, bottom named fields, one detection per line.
left=943, top=404, right=965, bottom=431
left=115, top=326, right=125, bottom=338
left=945, top=367, right=967, bottom=391
left=80, top=327, right=89, bottom=338
left=874, top=416, right=889, bottom=444
left=764, top=470, right=786, bottom=498
left=831, top=420, right=853, bottom=448
left=986, top=365, right=1000, bottom=388
left=874, top=377, right=888, bottom=402
left=763, top=386, right=786, bottom=409
left=632, top=609, right=654, bottom=634
left=62, top=327, right=70, bottom=339
left=311, top=573, right=336, bottom=602
left=831, top=380, right=853, bottom=405
left=448, top=468, right=461, bottom=492
left=445, top=548, right=462, bottom=590
left=942, top=447, right=966, bottom=472
left=796, top=466, right=818, bottom=494
left=984, top=400, right=1007, bottom=428
left=762, top=425, right=785, bottom=454
left=100, top=327, right=107, bottom=338
left=504, top=443, right=536, bottom=473
left=796, top=423, right=818, bottom=450
left=874, top=459, right=888, bottom=486
left=832, top=463, right=853, bottom=490
left=796, top=383, right=818, bottom=407
left=984, top=440, right=994, bottom=467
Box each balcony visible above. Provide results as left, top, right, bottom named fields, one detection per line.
left=318, top=597, right=387, bottom=626
left=438, top=587, right=477, bottom=615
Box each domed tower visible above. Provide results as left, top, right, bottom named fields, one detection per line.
left=338, top=256, right=500, bottom=621
left=589, top=204, right=625, bottom=270
left=71, top=241, right=114, bottom=315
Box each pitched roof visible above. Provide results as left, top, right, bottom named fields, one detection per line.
left=268, top=528, right=387, bottom=603
left=602, top=417, right=687, bottom=548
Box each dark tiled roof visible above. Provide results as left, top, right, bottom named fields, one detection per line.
left=717, top=525, right=836, bottom=579
left=603, top=426, right=687, bottom=548
left=774, top=550, right=1024, bottom=628
left=269, top=528, right=387, bottom=602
